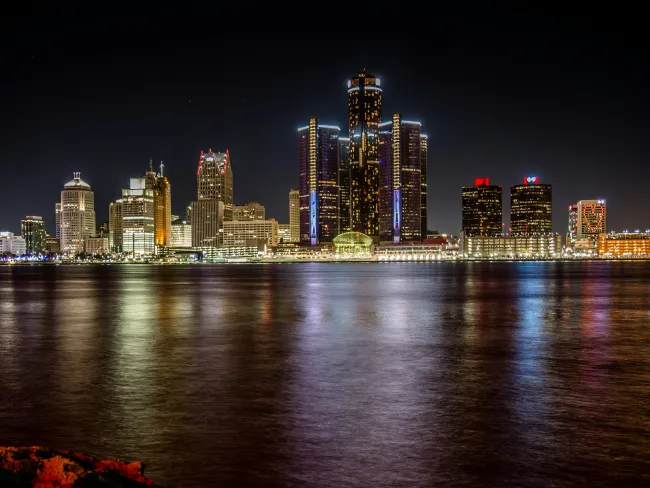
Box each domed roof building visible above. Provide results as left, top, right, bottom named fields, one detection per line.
left=59, top=172, right=96, bottom=254
left=333, top=231, right=373, bottom=255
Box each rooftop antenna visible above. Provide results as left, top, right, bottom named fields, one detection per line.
left=148, top=158, right=153, bottom=171
left=159, top=161, right=165, bottom=177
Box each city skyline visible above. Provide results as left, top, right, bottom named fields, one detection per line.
left=2, top=17, right=648, bottom=236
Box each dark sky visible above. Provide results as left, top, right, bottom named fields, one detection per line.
left=2, top=9, right=648, bottom=236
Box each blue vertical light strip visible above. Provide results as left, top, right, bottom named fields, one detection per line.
left=393, top=189, right=401, bottom=244
left=310, top=192, right=318, bottom=246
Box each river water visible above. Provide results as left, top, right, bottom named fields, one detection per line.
left=1, top=262, right=650, bottom=487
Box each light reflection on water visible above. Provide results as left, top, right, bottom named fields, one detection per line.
left=1, top=262, right=650, bottom=487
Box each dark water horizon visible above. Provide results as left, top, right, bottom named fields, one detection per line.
left=1, top=262, right=650, bottom=487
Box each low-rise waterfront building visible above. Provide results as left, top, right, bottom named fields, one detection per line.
left=374, top=243, right=443, bottom=260
left=598, top=231, right=650, bottom=257
left=86, top=236, right=109, bottom=254
left=45, top=237, right=61, bottom=254
left=0, top=232, right=26, bottom=256
left=171, top=219, right=192, bottom=247
left=278, top=224, right=291, bottom=244
left=223, top=219, right=278, bottom=247
left=461, top=232, right=563, bottom=258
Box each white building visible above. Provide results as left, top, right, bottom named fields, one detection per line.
left=171, top=219, right=192, bottom=247
left=121, top=178, right=155, bottom=256
left=223, top=219, right=278, bottom=247
left=60, top=172, right=96, bottom=254
left=0, top=232, right=26, bottom=256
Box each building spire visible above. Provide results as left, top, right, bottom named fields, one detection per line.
left=148, top=158, right=153, bottom=172
left=159, top=161, right=164, bottom=177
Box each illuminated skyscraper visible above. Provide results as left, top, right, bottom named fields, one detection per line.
left=378, top=114, right=423, bottom=243
left=196, top=149, right=233, bottom=221
left=191, top=149, right=232, bottom=248
left=420, top=135, right=428, bottom=237
left=121, top=177, right=155, bottom=256
left=289, top=189, right=300, bottom=243
left=298, top=118, right=340, bottom=244
left=60, top=172, right=96, bottom=254
left=510, top=177, right=552, bottom=235
left=21, top=216, right=47, bottom=254
left=567, top=204, right=578, bottom=246
left=577, top=199, right=606, bottom=241
left=145, top=160, right=172, bottom=248
left=348, top=69, right=382, bottom=238
left=338, top=137, right=351, bottom=232
left=462, top=178, right=503, bottom=237
left=55, top=203, right=61, bottom=238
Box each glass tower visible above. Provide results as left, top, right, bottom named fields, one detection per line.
left=348, top=69, right=382, bottom=238
left=510, top=177, right=552, bottom=235
left=462, top=178, right=503, bottom=237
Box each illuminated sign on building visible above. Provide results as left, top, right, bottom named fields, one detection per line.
left=474, top=178, right=491, bottom=186
left=524, top=176, right=539, bottom=185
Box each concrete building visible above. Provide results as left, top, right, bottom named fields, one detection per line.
left=86, top=236, right=109, bottom=254
left=223, top=219, right=278, bottom=247
left=192, top=199, right=224, bottom=248
left=461, top=232, right=562, bottom=258
left=55, top=203, right=61, bottom=238
left=171, top=219, right=192, bottom=247
left=233, top=202, right=265, bottom=221
left=45, top=237, right=60, bottom=254
left=278, top=224, right=291, bottom=244
left=121, top=177, right=155, bottom=256
left=60, top=172, right=96, bottom=254
left=109, top=200, right=123, bottom=252
left=577, top=199, right=606, bottom=241
left=289, top=189, right=300, bottom=243
left=598, top=231, right=650, bottom=257
left=21, top=216, right=47, bottom=254
left=0, top=232, right=26, bottom=256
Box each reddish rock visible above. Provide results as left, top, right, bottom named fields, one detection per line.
left=0, top=446, right=160, bottom=487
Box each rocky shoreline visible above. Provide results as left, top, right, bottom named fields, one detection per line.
left=0, top=446, right=159, bottom=487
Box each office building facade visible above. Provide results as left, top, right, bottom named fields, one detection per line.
left=109, top=200, right=123, bottom=252
left=121, top=178, right=155, bottom=256
left=191, top=199, right=224, bottom=248
left=289, top=189, right=300, bottom=243
left=510, top=177, right=552, bottom=235
left=86, top=236, right=109, bottom=254
left=0, top=232, right=26, bottom=256
left=461, top=178, right=503, bottom=237
left=224, top=219, right=278, bottom=247
left=145, top=161, right=172, bottom=249
left=55, top=203, right=61, bottom=238
left=577, top=199, right=606, bottom=241
left=348, top=69, right=382, bottom=238
left=21, top=216, right=47, bottom=254
left=196, top=149, right=233, bottom=221
left=233, top=202, right=265, bottom=221
left=298, top=118, right=340, bottom=244
left=378, top=114, right=423, bottom=243
left=60, top=172, right=96, bottom=254
left=171, top=219, right=192, bottom=247
left=420, top=134, right=428, bottom=237
left=567, top=204, right=578, bottom=246
left=278, top=223, right=291, bottom=244
left=462, top=233, right=562, bottom=258
left=598, top=231, right=650, bottom=257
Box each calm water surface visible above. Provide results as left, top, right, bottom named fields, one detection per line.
left=1, top=262, right=650, bottom=487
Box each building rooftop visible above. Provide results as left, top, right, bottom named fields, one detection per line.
left=63, top=172, right=91, bottom=190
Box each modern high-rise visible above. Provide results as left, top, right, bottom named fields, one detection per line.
left=567, top=204, right=578, bottom=246
left=191, top=199, right=224, bottom=248
left=348, top=69, right=382, bottom=238
left=121, top=177, right=155, bottom=256
left=289, top=189, right=300, bottom=243
left=196, top=149, right=233, bottom=221
left=21, top=216, right=47, bottom=254
left=60, top=172, right=96, bottom=254
left=378, top=114, right=424, bottom=243
left=109, top=200, right=123, bottom=252
left=510, top=177, right=552, bottom=235
left=338, top=137, right=351, bottom=233
left=577, top=199, right=606, bottom=241
left=145, top=160, right=172, bottom=249
left=298, top=118, right=340, bottom=244
left=420, top=135, right=428, bottom=237
left=461, top=178, right=503, bottom=237
left=233, top=202, right=265, bottom=221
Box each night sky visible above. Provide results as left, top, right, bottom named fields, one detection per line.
left=2, top=10, right=648, bottom=236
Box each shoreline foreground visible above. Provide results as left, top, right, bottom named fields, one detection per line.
left=0, top=446, right=159, bottom=487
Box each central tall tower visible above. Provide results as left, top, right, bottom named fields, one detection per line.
left=348, top=69, right=382, bottom=238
